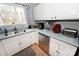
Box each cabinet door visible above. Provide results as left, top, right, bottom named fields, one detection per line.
left=34, top=4, right=55, bottom=20
left=29, top=32, right=38, bottom=44
left=19, top=33, right=31, bottom=50
left=49, top=37, right=77, bottom=56
left=49, top=38, right=59, bottom=56
left=59, top=41, right=77, bottom=56
left=2, top=36, right=20, bottom=56
left=20, top=32, right=38, bottom=50
left=0, top=41, right=7, bottom=56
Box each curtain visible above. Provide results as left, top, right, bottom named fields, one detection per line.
left=0, top=4, right=25, bottom=25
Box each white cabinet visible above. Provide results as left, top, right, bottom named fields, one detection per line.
left=49, top=37, right=77, bottom=56
left=0, top=41, right=7, bottom=56
left=33, top=3, right=79, bottom=20
left=19, top=31, right=38, bottom=50
left=49, top=38, right=60, bottom=56
left=31, top=32, right=38, bottom=44
left=1, top=31, right=38, bottom=56
left=19, top=33, right=32, bottom=50
left=59, top=40, right=77, bottom=56
left=2, top=36, right=20, bottom=56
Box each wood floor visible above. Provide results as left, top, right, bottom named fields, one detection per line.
left=14, top=44, right=49, bottom=56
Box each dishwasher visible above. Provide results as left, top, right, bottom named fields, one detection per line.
left=38, top=33, right=50, bottom=54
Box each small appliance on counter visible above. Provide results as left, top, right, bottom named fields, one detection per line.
left=51, top=23, right=61, bottom=33
left=37, top=23, right=44, bottom=29
left=32, top=24, right=39, bottom=29
left=63, top=28, right=78, bottom=38
left=44, top=22, right=50, bottom=30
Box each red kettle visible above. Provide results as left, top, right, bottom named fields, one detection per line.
left=51, top=24, right=61, bottom=33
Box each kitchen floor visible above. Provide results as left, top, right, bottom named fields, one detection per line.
left=14, top=44, right=49, bottom=56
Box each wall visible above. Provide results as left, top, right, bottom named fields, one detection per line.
left=54, top=21, right=79, bottom=34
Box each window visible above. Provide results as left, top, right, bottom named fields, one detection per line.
left=0, top=4, right=26, bottom=25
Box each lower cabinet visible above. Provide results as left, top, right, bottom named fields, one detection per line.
left=1, top=31, right=38, bottom=56
left=0, top=41, right=8, bottom=56
left=49, top=37, right=77, bottom=56
left=2, top=36, right=20, bottom=56
left=58, top=40, right=77, bottom=56
left=31, top=32, right=38, bottom=44
left=49, top=38, right=59, bottom=56
left=19, top=31, right=38, bottom=50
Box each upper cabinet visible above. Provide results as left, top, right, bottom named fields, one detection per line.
left=33, top=3, right=79, bottom=20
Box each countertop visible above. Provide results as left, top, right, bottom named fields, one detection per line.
left=36, top=29, right=79, bottom=47
left=0, top=29, right=79, bottom=48
left=0, top=29, right=35, bottom=40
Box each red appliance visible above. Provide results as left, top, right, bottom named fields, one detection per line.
left=51, top=24, right=61, bottom=33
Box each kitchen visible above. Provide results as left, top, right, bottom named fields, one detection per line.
left=0, top=3, right=79, bottom=56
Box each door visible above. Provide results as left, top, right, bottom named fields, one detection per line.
left=2, top=36, right=20, bottom=56
left=33, top=32, right=38, bottom=44
left=49, top=37, right=77, bottom=56
left=49, top=38, right=59, bottom=56
left=0, top=41, right=7, bottom=56
left=59, top=41, right=77, bottom=56
left=30, top=32, right=38, bottom=44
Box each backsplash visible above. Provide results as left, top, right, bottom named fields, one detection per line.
left=54, top=22, right=79, bottom=34
left=34, top=20, right=79, bottom=34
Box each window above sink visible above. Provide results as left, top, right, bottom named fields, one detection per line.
left=0, top=4, right=27, bottom=26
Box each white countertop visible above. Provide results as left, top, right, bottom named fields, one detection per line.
left=36, top=29, right=79, bottom=47
left=0, top=29, right=79, bottom=47
left=0, top=29, right=35, bottom=40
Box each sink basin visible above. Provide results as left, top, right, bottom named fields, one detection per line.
left=0, top=29, right=35, bottom=40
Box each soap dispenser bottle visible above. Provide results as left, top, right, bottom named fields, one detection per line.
left=4, top=28, right=8, bottom=36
